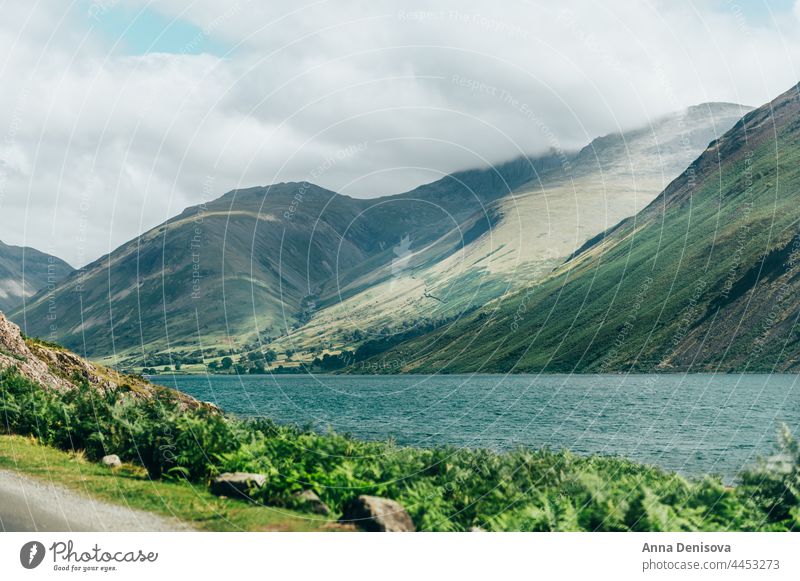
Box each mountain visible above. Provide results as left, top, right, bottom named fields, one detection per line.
left=12, top=159, right=544, bottom=365
left=268, top=102, right=749, bottom=362
left=13, top=102, right=750, bottom=370
left=0, top=241, right=73, bottom=313
left=368, top=83, right=800, bottom=373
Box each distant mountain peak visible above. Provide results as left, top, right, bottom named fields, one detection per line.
left=0, top=240, right=73, bottom=313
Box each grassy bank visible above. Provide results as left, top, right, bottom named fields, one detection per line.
left=0, top=435, right=336, bottom=531
left=1, top=367, right=798, bottom=531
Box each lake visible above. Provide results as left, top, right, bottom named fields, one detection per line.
left=155, top=373, right=800, bottom=481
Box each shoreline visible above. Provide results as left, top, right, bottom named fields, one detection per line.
left=144, top=370, right=800, bottom=378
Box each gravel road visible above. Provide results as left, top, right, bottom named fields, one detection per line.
left=0, top=469, right=192, bottom=532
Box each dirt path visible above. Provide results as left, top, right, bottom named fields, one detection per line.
left=0, top=469, right=192, bottom=532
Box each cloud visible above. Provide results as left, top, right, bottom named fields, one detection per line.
left=1, top=0, right=799, bottom=267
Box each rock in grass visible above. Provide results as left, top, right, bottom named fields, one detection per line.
left=291, top=490, right=330, bottom=515
left=101, top=454, right=122, bottom=468
left=339, top=495, right=415, bottom=532
left=209, top=472, right=266, bottom=500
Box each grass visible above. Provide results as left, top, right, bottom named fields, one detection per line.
left=0, top=434, right=339, bottom=532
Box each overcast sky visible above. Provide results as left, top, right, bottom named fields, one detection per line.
left=1, top=0, right=799, bottom=267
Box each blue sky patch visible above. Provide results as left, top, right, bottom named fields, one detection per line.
left=83, top=2, right=232, bottom=57
left=713, top=0, right=797, bottom=26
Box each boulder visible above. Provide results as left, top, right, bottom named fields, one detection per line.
left=209, top=472, right=266, bottom=500
left=291, top=490, right=330, bottom=515
left=339, top=495, right=415, bottom=532
left=101, top=454, right=122, bottom=468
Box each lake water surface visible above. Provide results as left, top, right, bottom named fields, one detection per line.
left=157, top=373, right=800, bottom=480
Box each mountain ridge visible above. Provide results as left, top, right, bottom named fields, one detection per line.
left=267, top=101, right=750, bottom=366
left=12, top=101, right=752, bottom=371
left=12, top=156, right=547, bottom=365
left=362, top=83, right=800, bottom=373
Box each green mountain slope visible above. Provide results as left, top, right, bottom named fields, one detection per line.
left=272, top=103, right=748, bottom=361
left=0, top=240, right=73, bottom=313
left=12, top=159, right=543, bottom=364
left=369, top=83, right=800, bottom=373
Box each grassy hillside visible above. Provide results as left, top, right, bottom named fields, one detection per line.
left=368, top=84, right=800, bottom=373
left=261, top=103, right=749, bottom=363
left=13, top=159, right=544, bottom=368
left=0, top=240, right=73, bottom=313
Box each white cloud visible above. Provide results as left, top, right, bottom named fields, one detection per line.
left=1, top=0, right=799, bottom=267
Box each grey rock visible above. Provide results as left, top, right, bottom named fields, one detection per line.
left=291, top=490, right=330, bottom=515
left=101, top=454, right=122, bottom=468
left=339, top=495, right=415, bottom=532
left=209, top=472, right=267, bottom=500
left=0, top=313, right=72, bottom=391
left=209, top=472, right=266, bottom=501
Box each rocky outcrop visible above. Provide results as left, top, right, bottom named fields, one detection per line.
left=0, top=311, right=203, bottom=409
left=339, top=495, right=415, bottom=532
left=0, top=312, right=71, bottom=391
left=209, top=472, right=267, bottom=500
